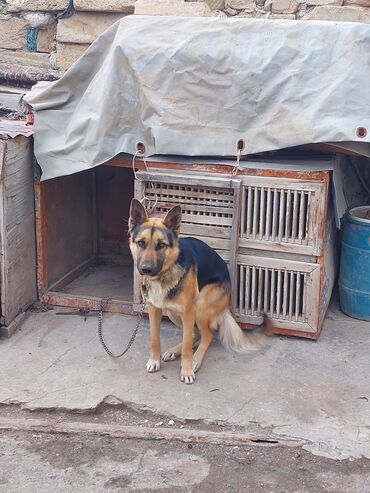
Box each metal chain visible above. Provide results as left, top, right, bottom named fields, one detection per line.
left=98, top=294, right=148, bottom=358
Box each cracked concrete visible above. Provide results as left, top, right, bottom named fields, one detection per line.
left=1, top=298, right=370, bottom=460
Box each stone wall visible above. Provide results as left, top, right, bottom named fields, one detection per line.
left=0, top=0, right=369, bottom=75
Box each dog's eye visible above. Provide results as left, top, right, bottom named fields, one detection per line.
left=137, top=240, right=146, bottom=249
left=156, top=242, right=166, bottom=250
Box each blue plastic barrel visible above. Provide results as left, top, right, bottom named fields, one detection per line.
left=339, top=206, right=370, bottom=321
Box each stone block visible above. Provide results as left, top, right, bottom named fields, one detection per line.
left=307, top=0, right=342, bottom=5
left=0, top=17, right=27, bottom=50
left=56, top=42, right=89, bottom=70
left=0, top=49, right=50, bottom=69
left=203, top=0, right=225, bottom=9
left=226, top=0, right=256, bottom=8
left=57, top=12, right=123, bottom=45
left=272, top=0, right=299, bottom=13
left=344, top=0, right=370, bottom=6
left=7, top=0, right=69, bottom=12
left=135, top=0, right=212, bottom=16
left=37, top=24, right=57, bottom=53
left=302, top=4, right=370, bottom=21
left=74, top=0, right=136, bottom=13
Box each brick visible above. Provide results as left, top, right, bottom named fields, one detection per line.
left=134, top=0, right=212, bottom=16
left=302, top=4, right=370, bottom=21
left=226, top=0, right=255, bottom=8
left=56, top=42, right=89, bottom=70
left=7, top=0, right=69, bottom=12
left=74, top=0, right=135, bottom=13
left=344, top=0, right=370, bottom=6
left=272, top=0, right=299, bottom=13
left=37, top=24, right=57, bottom=53
left=307, top=0, right=343, bottom=5
left=57, top=12, right=123, bottom=45
left=0, top=49, right=50, bottom=69
left=0, top=17, right=27, bottom=50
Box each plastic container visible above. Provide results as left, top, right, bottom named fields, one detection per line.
left=339, top=206, right=370, bottom=321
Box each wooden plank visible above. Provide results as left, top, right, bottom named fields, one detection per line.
left=138, top=170, right=240, bottom=190
left=237, top=254, right=319, bottom=273
left=91, top=169, right=98, bottom=256
left=153, top=201, right=234, bottom=216
left=238, top=237, right=321, bottom=256
left=180, top=223, right=231, bottom=239
left=44, top=170, right=95, bottom=287
left=240, top=175, right=323, bottom=192
left=34, top=178, right=48, bottom=297
left=146, top=187, right=234, bottom=203
left=229, top=182, right=241, bottom=313
left=42, top=291, right=134, bottom=315
left=237, top=314, right=317, bottom=334
left=0, top=137, right=37, bottom=325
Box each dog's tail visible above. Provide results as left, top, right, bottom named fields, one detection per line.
left=218, top=310, right=273, bottom=353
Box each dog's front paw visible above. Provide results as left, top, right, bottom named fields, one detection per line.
left=146, top=358, right=161, bottom=373
left=180, top=368, right=196, bottom=385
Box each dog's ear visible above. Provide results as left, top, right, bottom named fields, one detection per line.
left=163, top=205, right=182, bottom=236
left=129, top=199, right=148, bottom=232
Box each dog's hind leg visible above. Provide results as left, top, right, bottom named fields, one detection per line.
left=162, top=318, right=200, bottom=362
left=193, top=284, right=229, bottom=372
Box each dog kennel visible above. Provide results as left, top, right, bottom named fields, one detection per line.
left=34, top=153, right=337, bottom=339
left=27, top=15, right=370, bottom=340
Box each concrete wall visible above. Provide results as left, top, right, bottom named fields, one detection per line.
left=0, top=0, right=369, bottom=73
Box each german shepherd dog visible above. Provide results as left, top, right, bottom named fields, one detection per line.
left=129, top=199, right=270, bottom=384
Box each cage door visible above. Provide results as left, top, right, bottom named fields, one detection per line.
left=133, top=170, right=242, bottom=309
left=233, top=254, right=321, bottom=333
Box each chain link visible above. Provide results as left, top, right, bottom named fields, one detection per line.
left=98, top=294, right=148, bottom=358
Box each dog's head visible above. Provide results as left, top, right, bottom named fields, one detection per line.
left=128, top=199, right=181, bottom=278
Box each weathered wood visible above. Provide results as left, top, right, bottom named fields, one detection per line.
left=0, top=137, right=37, bottom=325
left=44, top=170, right=95, bottom=287
left=239, top=176, right=326, bottom=256
left=137, top=170, right=240, bottom=190
left=42, top=291, right=134, bottom=315
left=234, top=254, right=320, bottom=333
left=229, top=181, right=241, bottom=313
left=34, top=178, right=48, bottom=297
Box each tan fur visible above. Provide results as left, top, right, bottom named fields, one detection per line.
left=128, top=199, right=271, bottom=385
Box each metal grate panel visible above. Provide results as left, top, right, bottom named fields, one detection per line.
left=145, top=182, right=234, bottom=233
left=233, top=255, right=320, bottom=332
left=240, top=177, right=326, bottom=255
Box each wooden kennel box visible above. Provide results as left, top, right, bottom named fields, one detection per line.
left=0, top=134, right=37, bottom=336
left=34, top=154, right=337, bottom=339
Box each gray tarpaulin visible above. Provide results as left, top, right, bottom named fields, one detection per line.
left=26, top=15, right=370, bottom=181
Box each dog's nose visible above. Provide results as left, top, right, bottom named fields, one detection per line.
left=139, top=263, right=154, bottom=276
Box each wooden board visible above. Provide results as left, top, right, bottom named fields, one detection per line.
left=0, top=137, right=37, bottom=325
left=96, top=166, right=133, bottom=257
left=43, top=170, right=95, bottom=287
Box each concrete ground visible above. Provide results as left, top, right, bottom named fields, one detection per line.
left=1, top=429, right=370, bottom=493
left=1, top=296, right=370, bottom=465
